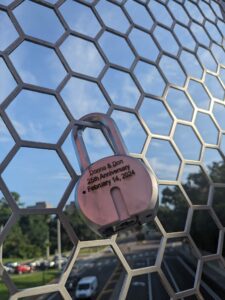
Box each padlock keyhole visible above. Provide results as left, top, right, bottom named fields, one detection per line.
left=110, top=187, right=129, bottom=220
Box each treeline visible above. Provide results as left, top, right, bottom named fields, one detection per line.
left=0, top=193, right=96, bottom=259
left=1, top=159, right=225, bottom=258
left=159, top=160, right=225, bottom=255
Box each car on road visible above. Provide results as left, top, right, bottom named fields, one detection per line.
left=6, top=261, right=19, bottom=268
left=54, top=255, right=68, bottom=268
left=75, top=276, right=98, bottom=299
left=65, top=275, right=80, bottom=292
left=3, top=264, right=15, bottom=274
left=15, top=264, right=32, bottom=274
left=4, top=262, right=19, bottom=274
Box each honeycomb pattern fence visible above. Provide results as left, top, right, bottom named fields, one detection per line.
left=0, top=0, right=225, bottom=299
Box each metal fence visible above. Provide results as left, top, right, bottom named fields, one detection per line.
left=0, top=0, right=225, bottom=299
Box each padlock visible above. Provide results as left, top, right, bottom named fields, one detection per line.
left=72, top=113, right=158, bottom=237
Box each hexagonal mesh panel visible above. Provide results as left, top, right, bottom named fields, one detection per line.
left=0, top=0, right=225, bottom=299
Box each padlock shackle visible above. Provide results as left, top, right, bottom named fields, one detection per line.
left=72, top=113, right=128, bottom=173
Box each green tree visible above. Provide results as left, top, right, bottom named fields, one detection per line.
left=0, top=196, right=12, bottom=227
left=4, top=224, right=28, bottom=258
left=64, top=210, right=98, bottom=242
left=182, top=170, right=209, bottom=205
left=159, top=186, right=188, bottom=232
left=160, top=162, right=225, bottom=255
left=19, top=215, right=49, bottom=258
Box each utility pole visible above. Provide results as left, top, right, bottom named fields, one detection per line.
left=0, top=225, right=3, bottom=261
left=46, top=231, right=50, bottom=260
left=46, top=217, right=50, bottom=261
left=57, top=218, right=62, bottom=271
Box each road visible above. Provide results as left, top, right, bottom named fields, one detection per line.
left=39, top=242, right=225, bottom=300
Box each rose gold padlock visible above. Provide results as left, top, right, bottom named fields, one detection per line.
left=72, top=113, right=158, bottom=237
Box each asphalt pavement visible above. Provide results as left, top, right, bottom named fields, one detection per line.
left=36, top=243, right=225, bottom=300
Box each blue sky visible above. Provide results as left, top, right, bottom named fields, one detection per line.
left=0, top=0, right=225, bottom=208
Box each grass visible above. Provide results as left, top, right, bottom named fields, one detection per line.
left=3, top=257, right=31, bottom=264
left=0, top=247, right=107, bottom=299
left=79, top=245, right=107, bottom=255
left=0, top=283, right=8, bottom=300
left=0, top=269, right=59, bottom=300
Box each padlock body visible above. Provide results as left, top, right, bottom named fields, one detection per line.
left=75, top=155, right=158, bottom=237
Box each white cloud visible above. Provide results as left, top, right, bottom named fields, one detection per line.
left=61, top=77, right=108, bottom=119
left=112, top=111, right=137, bottom=138
left=61, top=36, right=104, bottom=77
left=50, top=172, right=71, bottom=180
left=0, top=118, right=13, bottom=143
left=150, top=157, right=179, bottom=180
left=0, top=58, right=17, bottom=103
